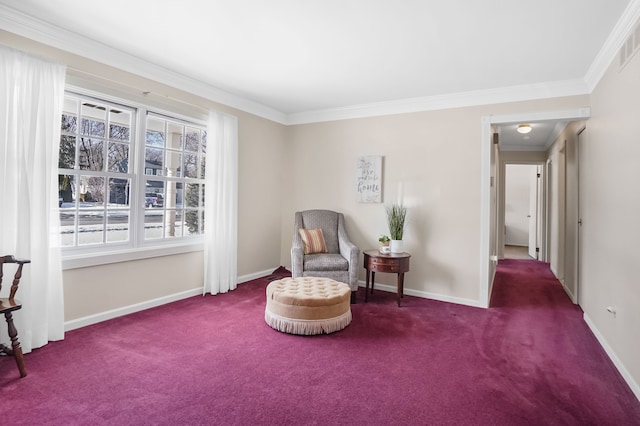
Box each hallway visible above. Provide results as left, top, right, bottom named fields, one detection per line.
left=488, top=258, right=640, bottom=423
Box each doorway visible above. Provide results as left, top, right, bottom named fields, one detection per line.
left=479, top=108, right=591, bottom=307
left=504, top=164, right=542, bottom=260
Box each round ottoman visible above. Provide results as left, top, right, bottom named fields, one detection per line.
left=265, top=277, right=352, bottom=335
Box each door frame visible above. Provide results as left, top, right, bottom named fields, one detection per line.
left=480, top=108, right=591, bottom=307
left=500, top=162, right=546, bottom=260
left=574, top=125, right=587, bottom=305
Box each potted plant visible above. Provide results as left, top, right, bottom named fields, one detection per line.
left=378, top=235, right=391, bottom=254
left=386, top=203, right=407, bottom=253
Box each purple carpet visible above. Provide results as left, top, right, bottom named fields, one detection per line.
left=1, top=261, right=639, bottom=425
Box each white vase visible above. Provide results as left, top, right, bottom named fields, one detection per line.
left=390, top=239, right=403, bottom=253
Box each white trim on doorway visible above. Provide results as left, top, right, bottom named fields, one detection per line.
left=479, top=108, right=591, bottom=308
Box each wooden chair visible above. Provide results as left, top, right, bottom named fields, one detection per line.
left=0, top=255, right=30, bottom=378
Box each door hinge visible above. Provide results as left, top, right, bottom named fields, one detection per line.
left=536, top=247, right=540, bottom=253
left=537, top=173, right=541, bottom=178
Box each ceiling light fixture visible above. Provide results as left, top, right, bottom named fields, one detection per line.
left=517, top=124, right=532, bottom=134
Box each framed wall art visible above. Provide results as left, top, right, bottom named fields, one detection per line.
left=356, top=155, right=383, bottom=203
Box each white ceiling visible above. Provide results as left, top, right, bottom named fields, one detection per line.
left=0, top=0, right=638, bottom=131
left=496, top=121, right=569, bottom=152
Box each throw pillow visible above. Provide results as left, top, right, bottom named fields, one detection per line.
left=299, top=228, right=328, bottom=254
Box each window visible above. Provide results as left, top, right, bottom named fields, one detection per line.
left=58, top=92, right=207, bottom=262
left=143, top=113, right=207, bottom=240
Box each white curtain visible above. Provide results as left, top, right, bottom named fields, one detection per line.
left=0, top=45, right=66, bottom=352
left=203, top=111, right=238, bottom=295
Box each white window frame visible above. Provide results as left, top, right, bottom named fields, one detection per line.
left=61, top=88, right=207, bottom=270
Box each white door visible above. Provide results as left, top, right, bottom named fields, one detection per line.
left=528, top=166, right=539, bottom=259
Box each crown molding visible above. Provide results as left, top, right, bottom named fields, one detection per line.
left=0, top=3, right=632, bottom=126
left=585, top=0, right=640, bottom=91
left=0, top=4, right=288, bottom=125
left=285, top=79, right=590, bottom=125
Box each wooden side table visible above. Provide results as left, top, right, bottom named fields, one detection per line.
left=363, top=249, right=411, bottom=306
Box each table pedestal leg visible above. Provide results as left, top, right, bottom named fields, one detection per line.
left=397, top=273, right=405, bottom=307
left=365, top=270, right=370, bottom=302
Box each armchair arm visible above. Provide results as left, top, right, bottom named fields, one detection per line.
left=291, top=213, right=305, bottom=278
left=337, top=215, right=360, bottom=289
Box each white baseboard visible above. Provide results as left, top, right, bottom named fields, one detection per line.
left=64, top=266, right=281, bottom=332
left=64, top=288, right=203, bottom=331
left=357, top=280, right=485, bottom=308
left=561, top=282, right=577, bottom=304
left=583, top=313, right=640, bottom=401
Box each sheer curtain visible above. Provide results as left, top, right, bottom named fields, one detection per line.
left=0, top=45, right=66, bottom=352
left=203, top=111, right=238, bottom=295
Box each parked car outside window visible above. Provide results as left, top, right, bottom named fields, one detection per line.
left=145, top=192, right=163, bottom=208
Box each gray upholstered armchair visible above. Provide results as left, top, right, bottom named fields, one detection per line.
left=291, top=209, right=360, bottom=303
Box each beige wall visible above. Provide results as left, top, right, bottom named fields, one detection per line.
left=283, top=112, right=483, bottom=302
left=581, top=39, right=640, bottom=394
left=1, top=31, right=287, bottom=323
left=64, top=252, right=203, bottom=321
left=282, top=96, right=590, bottom=305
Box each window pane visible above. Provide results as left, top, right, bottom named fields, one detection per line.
left=78, top=211, right=105, bottom=245
left=59, top=136, right=76, bottom=168
left=108, top=142, right=129, bottom=173
left=144, top=210, right=164, bottom=239
left=183, top=152, right=198, bottom=178
left=145, top=180, right=165, bottom=209
left=78, top=138, right=104, bottom=171
left=200, top=131, right=207, bottom=179
left=59, top=174, right=74, bottom=205
left=167, top=122, right=183, bottom=150
left=62, top=97, right=78, bottom=130
left=108, top=178, right=130, bottom=206
left=61, top=114, right=77, bottom=133
left=78, top=176, right=105, bottom=206
left=81, top=118, right=105, bottom=136
left=107, top=210, right=129, bottom=243
left=165, top=210, right=183, bottom=238
left=168, top=182, right=183, bottom=208
left=185, top=128, right=199, bottom=152
left=60, top=204, right=76, bottom=247
left=109, top=110, right=131, bottom=141
left=185, top=183, right=200, bottom=207
left=166, top=151, right=182, bottom=177
left=185, top=210, right=203, bottom=235
left=81, top=102, right=106, bottom=134
left=146, top=118, right=165, bottom=147
left=145, top=148, right=164, bottom=176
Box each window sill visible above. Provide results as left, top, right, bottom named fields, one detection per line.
left=62, top=241, right=204, bottom=270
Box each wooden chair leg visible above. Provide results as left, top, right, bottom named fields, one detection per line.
left=5, top=312, right=27, bottom=378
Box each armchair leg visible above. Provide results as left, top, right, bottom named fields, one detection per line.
left=4, top=311, right=27, bottom=378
